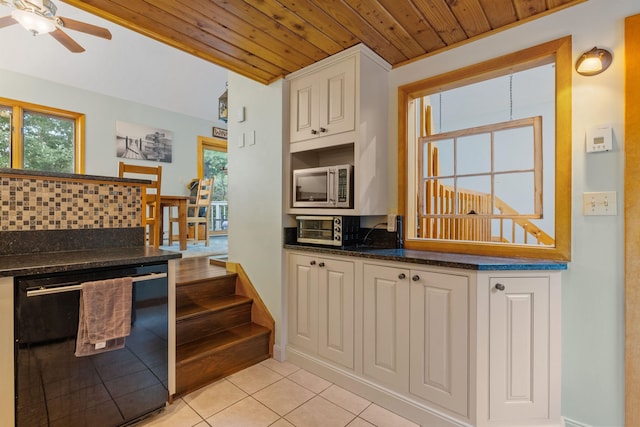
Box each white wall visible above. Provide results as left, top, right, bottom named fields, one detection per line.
left=389, top=1, right=635, bottom=425
left=226, top=73, right=286, bottom=356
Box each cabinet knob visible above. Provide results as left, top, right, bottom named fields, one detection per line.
left=311, top=129, right=318, bottom=135
left=319, top=127, right=327, bottom=133
left=495, top=283, right=505, bottom=291
left=398, top=273, right=406, bottom=279
left=412, top=275, right=420, bottom=281
left=310, top=260, right=316, bottom=266
left=318, top=262, right=325, bottom=267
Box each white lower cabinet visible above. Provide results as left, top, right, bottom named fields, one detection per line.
left=362, top=263, right=410, bottom=390
left=287, top=252, right=355, bottom=369
left=409, top=268, right=469, bottom=417
left=479, top=273, right=561, bottom=425
left=286, top=251, right=562, bottom=427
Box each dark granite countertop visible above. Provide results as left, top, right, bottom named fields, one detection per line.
left=284, top=244, right=568, bottom=271
left=0, top=246, right=181, bottom=278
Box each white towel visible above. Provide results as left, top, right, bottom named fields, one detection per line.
left=75, top=277, right=133, bottom=357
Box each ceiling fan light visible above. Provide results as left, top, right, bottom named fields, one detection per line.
left=11, top=9, right=56, bottom=35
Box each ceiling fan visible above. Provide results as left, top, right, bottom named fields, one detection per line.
left=0, top=0, right=111, bottom=52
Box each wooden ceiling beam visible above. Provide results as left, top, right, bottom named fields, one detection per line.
left=477, top=0, right=518, bottom=29
left=307, top=0, right=408, bottom=64
left=343, top=0, right=426, bottom=59
left=167, top=0, right=311, bottom=73
left=513, top=0, right=547, bottom=20
left=61, top=0, right=588, bottom=84
left=242, top=0, right=344, bottom=56
left=211, top=0, right=330, bottom=63
left=376, top=0, right=447, bottom=53
left=448, top=0, right=492, bottom=38
left=411, top=0, right=468, bottom=45
left=274, top=0, right=358, bottom=49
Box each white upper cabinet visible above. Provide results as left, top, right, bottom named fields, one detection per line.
left=290, top=57, right=356, bottom=144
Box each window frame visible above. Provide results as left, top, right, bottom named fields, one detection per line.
left=0, top=97, right=85, bottom=173
left=398, top=36, right=572, bottom=261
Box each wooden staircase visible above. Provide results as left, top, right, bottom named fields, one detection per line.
left=175, top=257, right=273, bottom=397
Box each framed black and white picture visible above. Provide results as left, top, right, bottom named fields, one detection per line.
left=116, top=121, right=173, bottom=163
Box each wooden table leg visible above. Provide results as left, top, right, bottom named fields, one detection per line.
left=178, top=199, right=187, bottom=251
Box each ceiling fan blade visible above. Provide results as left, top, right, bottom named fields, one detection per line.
left=0, top=15, right=17, bottom=29
left=57, top=17, right=111, bottom=40
left=50, top=28, right=85, bottom=53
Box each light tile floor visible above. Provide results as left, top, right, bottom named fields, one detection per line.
left=138, top=358, right=419, bottom=427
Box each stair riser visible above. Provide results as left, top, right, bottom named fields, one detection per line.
left=176, top=333, right=270, bottom=396
left=177, top=303, right=253, bottom=346
left=176, top=276, right=236, bottom=308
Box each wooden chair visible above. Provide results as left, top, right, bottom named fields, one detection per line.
left=118, top=162, right=162, bottom=248
left=170, top=178, right=214, bottom=246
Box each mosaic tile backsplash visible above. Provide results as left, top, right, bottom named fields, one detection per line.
left=0, top=176, right=143, bottom=231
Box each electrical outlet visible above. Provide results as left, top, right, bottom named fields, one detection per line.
left=387, top=214, right=397, bottom=232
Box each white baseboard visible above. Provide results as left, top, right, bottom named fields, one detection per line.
left=272, top=343, right=284, bottom=362
left=563, top=416, right=592, bottom=427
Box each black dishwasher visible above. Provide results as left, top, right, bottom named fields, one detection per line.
left=14, top=262, right=169, bottom=427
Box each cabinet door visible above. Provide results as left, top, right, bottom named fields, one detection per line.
left=363, top=263, right=410, bottom=390
left=318, top=57, right=356, bottom=137
left=287, top=253, right=318, bottom=352
left=409, top=270, right=468, bottom=416
left=489, top=276, right=550, bottom=421
left=317, top=257, right=355, bottom=369
left=290, top=75, right=319, bottom=143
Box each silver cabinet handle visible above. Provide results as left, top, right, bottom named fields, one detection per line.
left=318, top=262, right=325, bottom=267
left=412, top=275, right=420, bottom=281
left=310, top=260, right=316, bottom=265
left=495, top=283, right=505, bottom=291
left=398, top=273, right=406, bottom=279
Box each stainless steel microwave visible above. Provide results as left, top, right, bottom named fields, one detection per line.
left=292, top=164, right=353, bottom=208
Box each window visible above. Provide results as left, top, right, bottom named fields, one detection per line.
left=198, top=136, right=228, bottom=234
left=0, top=97, right=85, bottom=173
left=398, top=37, right=571, bottom=260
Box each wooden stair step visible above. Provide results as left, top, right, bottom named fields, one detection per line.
left=176, top=275, right=237, bottom=307
left=177, top=294, right=252, bottom=320
left=175, top=323, right=271, bottom=396
left=177, top=323, right=270, bottom=365
left=176, top=295, right=254, bottom=346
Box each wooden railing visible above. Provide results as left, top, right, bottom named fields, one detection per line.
left=420, top=182, right=554, bottom=246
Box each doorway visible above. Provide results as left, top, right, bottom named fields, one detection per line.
left=198, top=136, right=228, bottom=245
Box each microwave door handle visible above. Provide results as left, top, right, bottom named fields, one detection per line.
left=328, top=170, right=336, bottom=205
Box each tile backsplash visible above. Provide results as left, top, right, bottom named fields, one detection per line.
left=0, top=176, right=143, bottom=231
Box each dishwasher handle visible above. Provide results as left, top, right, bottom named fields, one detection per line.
left=26, top=272, right=168, bottom=297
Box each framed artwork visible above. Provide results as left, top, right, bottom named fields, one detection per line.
left=116, top=120, right=173, bottom=163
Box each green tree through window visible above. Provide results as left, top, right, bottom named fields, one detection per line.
left=0, top=97, right=84, bottom=173
left=23, top=111, right=74, bottom=173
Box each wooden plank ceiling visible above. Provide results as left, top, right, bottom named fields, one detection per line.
left=62, top=0, right=586, bottom=84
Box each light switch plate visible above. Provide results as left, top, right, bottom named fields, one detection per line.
left=583, top=191, right=617, bottom=216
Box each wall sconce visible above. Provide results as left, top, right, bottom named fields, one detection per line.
left=218, top=84, right=228, bottom=123
left=575, top=47, right=612, bottom=76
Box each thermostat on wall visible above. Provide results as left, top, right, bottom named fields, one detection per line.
left=586, top=125, right=613, bottom=153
